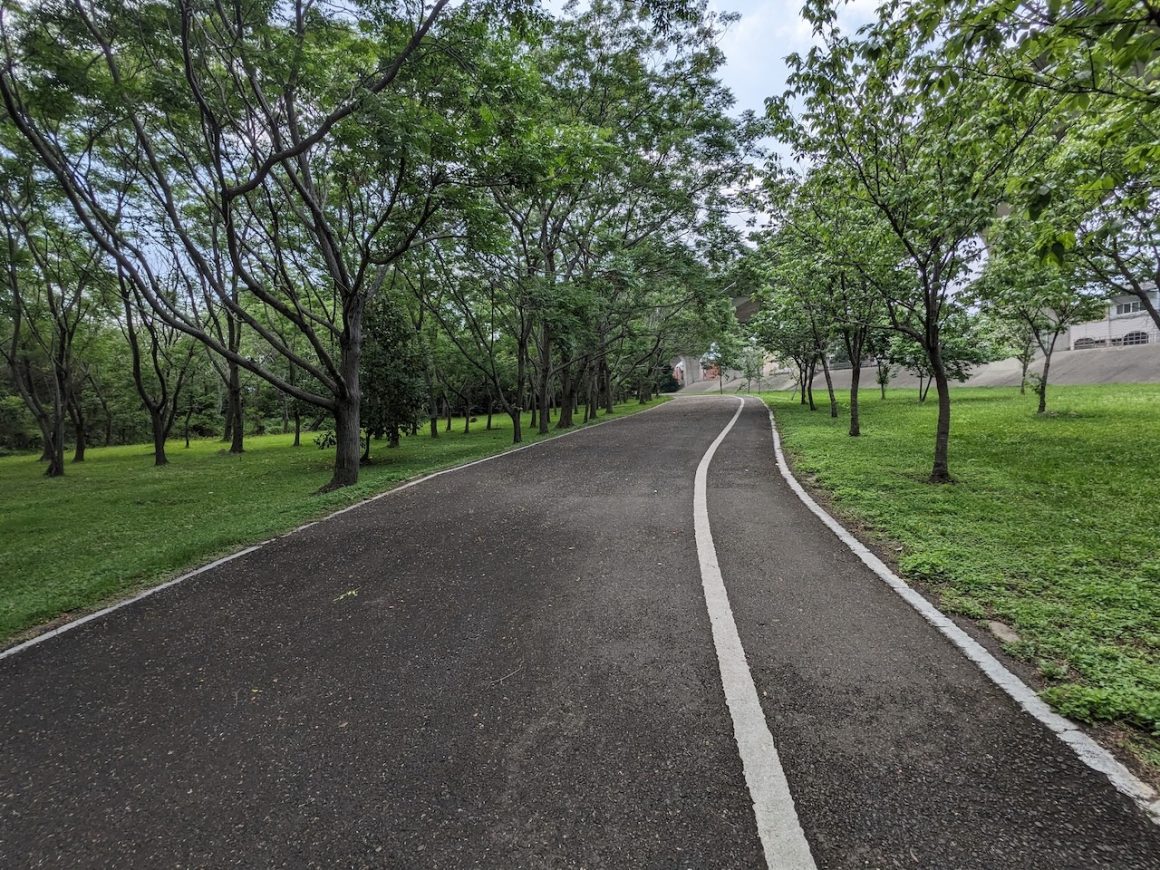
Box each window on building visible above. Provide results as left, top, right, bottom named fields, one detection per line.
left=1115, top=300, right=1143, bottom=315
left=1073, top=338, right=1103, bottom=350
left=1122, top=331, right=1149, bottom=346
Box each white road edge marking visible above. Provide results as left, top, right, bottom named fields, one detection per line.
left=0, top=399, right=672, bottom=662
left=766, top=406, right=1160, bottom=825
left=695, top=396, right=817, bottom=870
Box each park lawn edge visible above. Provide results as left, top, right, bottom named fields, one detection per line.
left=757, top=390, right=1160, bottom=788
left=1, top=397, right=670, bottom=653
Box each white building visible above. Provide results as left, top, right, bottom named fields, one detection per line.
left=1068, top=289, right=1160, bottom=350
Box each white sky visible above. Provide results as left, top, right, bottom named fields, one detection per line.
left=713, top=0, right=879, bottom=119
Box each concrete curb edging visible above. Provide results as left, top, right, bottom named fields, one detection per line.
left=0, top=399, right=672, bottom=662
left=764, top=406, right=1160, bottom=825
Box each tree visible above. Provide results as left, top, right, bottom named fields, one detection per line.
left=771, top=1, right=1049, bottom=480
left=0, top=157, right=101, bottom=475
left=360, top=294, right=426, bottom=461
left=977, top=219, right=1106, bottom=413
left=0, top=0, right=530, bottom=489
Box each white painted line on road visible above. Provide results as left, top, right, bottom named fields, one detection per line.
left=765, top=407, right=1160, bottom=825
left=1, top=400, right=673, bottom=661
left=695, top=397, right=817, bottom=870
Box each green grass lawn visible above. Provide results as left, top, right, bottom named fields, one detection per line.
left=760, top=384, right=1160, bottom=766
left=0, top=399, right=667, bottom=646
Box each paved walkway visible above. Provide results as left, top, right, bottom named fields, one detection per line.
left=2, top=397, right=1158, bottom=867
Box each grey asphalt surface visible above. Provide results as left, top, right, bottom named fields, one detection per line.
left=1, top=395, right=1158, bottom=868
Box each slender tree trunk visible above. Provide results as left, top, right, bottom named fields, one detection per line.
left=445, top=398, right=452, bottom=432
left=537, top=323, right=551, bottom=436
left=1036, top=336, right=1058, bottom=414
left=819, top=354, right=837, bottom=418
left=150, top=409, right=168, bottom=467
left=362, top=428, right=371, bottom=463
left=69, top=397, right=86, bottom=462
left=486, top=397, right=493, bottom=430
left=293, top=409, right=301, bottom=447
left=806, top=359, right=817, bottom=411
left=72, top=423, right=86, bottom=462
left=601, top=357, right=614, bottom=414
left=388, top=423, right=400, bottom=448
left=184, top=393, right=194, bottom=448
left=228, top=365, right=244, bottom=454
left=849, top=365, right=862, bottom=437
left=929, top=357, right=952, bottom=484
left=557, top=362, right=574, bottom=429
left=43, top=406, right=65, bottom=477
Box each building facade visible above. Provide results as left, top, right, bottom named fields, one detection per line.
left=1068, top=289, right=1160, bottom=350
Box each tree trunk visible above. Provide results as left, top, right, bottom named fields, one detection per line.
left=849, top=365, right=862, bottom=437
left=150, top=409, right=168, bottom=467
left=806, top=359, right=816, bottom=411
left=228, top=373, right=244, bottom=453
left=537, top=323, right=551, bottom=436
left=42, top=407, right=65, bottom=477
left=293, top=409, right=301, bottom=447
left=362, top=428, right=372, bottom=463
left=323, top=327, right=363, bottom=491
left=184, top=394, right=194, bottom=448
left=557, top=363, right=574, bottom=429
left=601, top=358, right=614, bottom=414
left=819, top=354, right=837, bottom=418
left=1036, top=339, right=1057, bottom=414
left=72, top=419, right=86, bottom=462
left=929, top=358, right=952, bottom=484
left=327, top=396, right=360, bottom=490
left=388, top=423, right=400, bottom=448
left=445, top=397, right=452, bottom=432
left=486, top=397, right=493, bottom=431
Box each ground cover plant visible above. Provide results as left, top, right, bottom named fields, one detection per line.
left=761, top=384, right=1160, bottom=767
left=0, top=399, right=666, bottom=646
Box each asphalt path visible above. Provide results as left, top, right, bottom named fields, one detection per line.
left=2, top=396, right=1158, bottom=868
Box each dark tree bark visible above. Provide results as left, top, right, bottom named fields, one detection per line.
left=806, top=358, right=817, bottom=410
left=849, top=365, right=862, bottom=436
left=67, top=392, right=86, bottom=462
left=819, top=353, right=837, bottom=418
left=929, top=357, right=952, bottom=483
left=537, top=321, right=552, bottom=436
left=556, top=357, right=575, bottom=429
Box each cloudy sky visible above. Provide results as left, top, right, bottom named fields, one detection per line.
left=712, top=0, right=878, bottom=118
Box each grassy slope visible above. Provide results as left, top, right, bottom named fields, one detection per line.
left=0, top=399, right=666, bottom=645
left=761, top=384, right=1160, bottom=755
